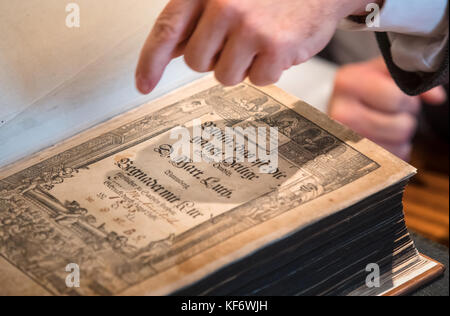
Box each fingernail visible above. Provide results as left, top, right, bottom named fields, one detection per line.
left=427, top=86, right=447, bottom=104
left=433, top=87, right=447, bottom=103
left=136, top=75, right=152, bottom=94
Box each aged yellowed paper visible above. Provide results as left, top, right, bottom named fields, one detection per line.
left=0, top=76, right=415, bottom=295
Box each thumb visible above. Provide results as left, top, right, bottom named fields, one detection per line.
left=420, top=86, right=447, bottom=105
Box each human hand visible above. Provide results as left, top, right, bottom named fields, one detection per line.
left=328, top=57, right=447, bottom=160
left=135, top=0, right=377, bottom=94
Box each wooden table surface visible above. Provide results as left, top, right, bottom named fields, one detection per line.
left=404, top=134, right=449, bottom=246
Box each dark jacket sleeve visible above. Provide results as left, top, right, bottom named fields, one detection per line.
left=376, top=32, right=449, bottom=96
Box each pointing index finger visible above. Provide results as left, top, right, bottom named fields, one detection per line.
left=136, top=0, right=203, bottom=94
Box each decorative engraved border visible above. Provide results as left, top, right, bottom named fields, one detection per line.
left=0, top=84, right=380, bottom=295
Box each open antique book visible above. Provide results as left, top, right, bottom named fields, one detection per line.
left=0, top=76, right=444, bottom=296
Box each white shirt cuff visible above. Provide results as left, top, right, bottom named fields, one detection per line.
left=339, top=0, right=448, bottom=35
left=339, top=0, right=449, bottom=72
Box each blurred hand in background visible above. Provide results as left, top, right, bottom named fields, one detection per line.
left=328, top=57, right=447, bottom=161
